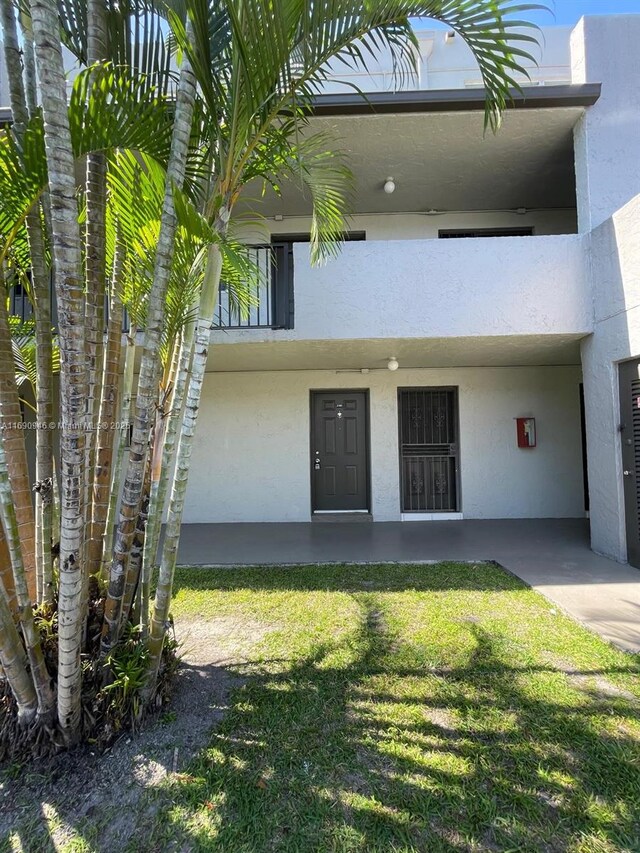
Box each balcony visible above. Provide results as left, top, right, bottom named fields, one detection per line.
left=216, top=244, right=294, bottom=330
left=214, top=233, right=592, bottom=344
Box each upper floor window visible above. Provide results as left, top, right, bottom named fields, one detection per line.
left=438, top=228, right=534, bottom=239
left=269, top=231, right=366, bottom=244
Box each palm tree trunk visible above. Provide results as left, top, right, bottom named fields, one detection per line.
left=17, top=10, right=38, bottom=117
left=0, top=285, right=37, bottom=603
left=0, top=0, right=39, bottom=602
left=121, top=467, right=150, bottom=627
left=0, top=589, right=37, bottom=725
left=145, top=240, right=223, bottom=693
left=0, top=431, right=54, bottom=719
left=0, top=522, right=18, bottom=619
left=86, top=245, right=123, bottom=580
left=30, top=0, right=87, bottom=741
left=0, top=0, right=28, bottom=134
left=100, top=326, right=135, bottom=582
left=101, top=27, right=196, bottom=658
left=32, top=257, right=55, bottom=605
left=14, top=14, right=56, bottom=607
left=83, top=0, right=109, bottom=591
left=140, top=320, right=195, bottom=635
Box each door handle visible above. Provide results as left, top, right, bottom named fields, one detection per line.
left=314, top=460, right=321, bottom=471
left=624, top=470, right=634, bottom=477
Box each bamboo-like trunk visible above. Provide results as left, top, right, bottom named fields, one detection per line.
left=86, top=250, right=123, bottom=580
left=0, top=0, right=39, bottom=602
left=31, top=0, right=87, bottom=741
left=18, top=12, right=38, bottom=117
left=0, top=588, right=37, bottom=725
left=101, top=29, right=196, bottom=658
left=83, top=0, right=109, bottom=591
left=15, top=15, right=56, bottom=605
left=145, top=241, right=223, bottom=692
left=121, top=476, right=150, bottom=627
left=0, top=287, right=37, bottom=602
left=100, top=327, right=136, bottom=580
left=0, top=432, right=54, bottom=719
left=0, top=520, right=18, bottom=619
left=140, top=318, right=195, bottom=635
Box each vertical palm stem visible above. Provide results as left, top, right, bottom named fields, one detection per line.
left=31, top=0, right=87, bottom=740
left=101, top=26, right=196, bottom=657
left=145, top=239, right=223, bottom=691
left=0, top=430, right=54, bottom=718
left=100, top=326, right=136, bottom=580
left=87, top=241, right=124, bottom=580
left=140, top=319, right=195, bottom=635
left=83, top=0, right=109, bottom=589
left=0, top=588, right=37, bottom=725
left=0, top=0, right=40, bottom=601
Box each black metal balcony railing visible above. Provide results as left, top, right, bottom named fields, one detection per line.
left=9, top=242, right=295, bottom=333
left=214, top=242, right=294, bottom=330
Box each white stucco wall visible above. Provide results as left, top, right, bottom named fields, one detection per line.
left=183, top=366, right=585, bottom=524
left=218, top=234, right=591, bottom=347
left=288, top=236, right=590, bottom=341
left=580, top=194, right=640, bottom=561
left=571, top=16, right=640, bottom=233
left=319, top=25, right=571, bottom=93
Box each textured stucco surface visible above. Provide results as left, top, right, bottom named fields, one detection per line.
left=572, top=16, right=640, bottom=233
left=183, top=366, right=585, bottom=524
left=217, top=235, right=591, bottom=350
left=581, top=195, right=640, bottom=561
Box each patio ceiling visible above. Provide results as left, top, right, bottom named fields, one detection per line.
left=206, top=334, right=583, bottom=373
left=238, top=103, right=584, bottom=218
left=61, top=92, right=585, bottom=222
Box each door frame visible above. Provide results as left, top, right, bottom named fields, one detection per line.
left=396, top=386, right=462, bottom=515
left=618, top=358, right=640, bottom=567
left=309, top=389, right=371, bottom=514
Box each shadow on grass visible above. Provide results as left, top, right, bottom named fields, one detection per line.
left=158, top=590, right=640, bottom=853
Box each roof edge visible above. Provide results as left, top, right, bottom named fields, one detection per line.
left=310, top=83, right=601, bottom=116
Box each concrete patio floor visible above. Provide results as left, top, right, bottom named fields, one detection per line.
left=177, top=518, right=640, bottom=654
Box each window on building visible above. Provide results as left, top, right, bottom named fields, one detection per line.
left=438, top=227, right=534, bottom=239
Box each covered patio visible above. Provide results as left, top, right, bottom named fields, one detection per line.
left=177, top=518, right=640, bottom=653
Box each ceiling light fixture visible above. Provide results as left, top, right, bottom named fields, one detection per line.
left=387, top=356, right=399, bottom=371
left=383, top=177, right=396, bottom=194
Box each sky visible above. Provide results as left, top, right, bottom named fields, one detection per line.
left=530, top=0, right=640, bottom=25
left=414, top=0, right=640, bottom=30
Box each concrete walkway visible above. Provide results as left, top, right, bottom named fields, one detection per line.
left=177, top=518, right=640, bottom=653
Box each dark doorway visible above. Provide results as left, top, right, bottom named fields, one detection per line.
left=311, top=391, right=369, bottom=512
left=579, top=384, right=590, bottom=513
left=619, top=360, right=640, bottom=568
left=398, top=388, right=459, bottom=512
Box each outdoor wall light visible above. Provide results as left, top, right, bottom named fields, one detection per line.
left=387, top=357, right=399, bottom=371
left=384, top=177, right=396, bottom=194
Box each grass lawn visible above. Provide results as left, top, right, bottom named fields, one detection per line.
left=148, top=561, right=640, bottom=853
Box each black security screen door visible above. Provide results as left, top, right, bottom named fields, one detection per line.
left=619, top=360, right=640, bottom=568
left=311, top=391, right=368, bottom=512
left=399, top=388, right=459, bottom=512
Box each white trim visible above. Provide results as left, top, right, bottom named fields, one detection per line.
left=401, top=512, right=464, bottom=521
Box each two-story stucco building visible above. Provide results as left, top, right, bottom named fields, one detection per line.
left=171, top=15, right=640, bottom=569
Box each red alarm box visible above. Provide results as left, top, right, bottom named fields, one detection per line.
left=516, top=417, right=536, bottom=448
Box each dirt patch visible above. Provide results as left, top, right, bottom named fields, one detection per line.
left=542, top=653, right=639, bottom=705
left=0, top=615, right=274, bottom=851
left=422, top=706, right=456, bottom=732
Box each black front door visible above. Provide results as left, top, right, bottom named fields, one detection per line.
left=619, top=360, right=640, bottom=567
left=311, top=391, right=368, bottom=512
